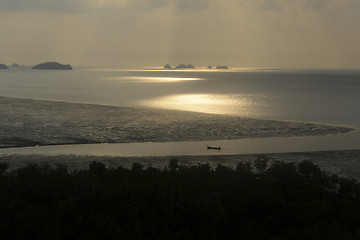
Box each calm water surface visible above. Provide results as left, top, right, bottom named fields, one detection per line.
left=1, top=67, right=359, bottom=127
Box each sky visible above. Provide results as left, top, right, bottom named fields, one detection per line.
left=0, top=0, right=360, bottom=68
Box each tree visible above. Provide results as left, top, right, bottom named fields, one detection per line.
left=254, top=156, right=269, bottom=174
left=297, top=161, right=322, bottom=181
left=236, top=161, right=252, bottom=172
left=89, top=161, right=106, bottom=175
left=131, top=163, right=144, bottom=173
left=0, top=162, right=9, bottom=176
left=169, top=159, right=179, bottom=172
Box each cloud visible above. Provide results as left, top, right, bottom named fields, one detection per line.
left=303, top=0, right=333, bottom=11
left=237, top=0, right=349, bottom=12
left=126, top=0, right=169, bottom=11
left=348, top=0, right=360, bottom=13
left=258, top=0, right=282, bottom=11
left=176, top=0, right=210, bottom=11
left=0, top=0, right=171, bottom=13
left=238, top=0, right=282, bottom=11
left=0, top=0, right=88, bottom=12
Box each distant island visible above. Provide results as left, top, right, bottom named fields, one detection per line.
left=216, top=65, right=229, bottom=69
left=176, top=64, right=195, bottom=69
left=12, top=63, right=19, bottom=67
left=207, top=65, right=212, bottom=69
left=164, top=64, right=172, bottom=69
left=32, top=62, right=72, bottom=70
left=0, top=64, right=8, bottom=69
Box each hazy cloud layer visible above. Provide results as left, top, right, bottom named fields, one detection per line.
left=0, top=0, right=357, bottom=13
left=0, top=0, right=359, bottom=68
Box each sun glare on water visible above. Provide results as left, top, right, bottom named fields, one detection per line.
left=107, top=76, right=203, bottom=82
left=141, top=94, right=254, bottom=115
left=129, top=77, right=203, bottom=82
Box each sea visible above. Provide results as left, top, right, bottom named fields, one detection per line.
left=0, top=66, right=359, bottom=128
left=1, top=66, right=360, bottom=176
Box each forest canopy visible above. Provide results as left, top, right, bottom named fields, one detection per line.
left=1, top=158, right=360, bottom=239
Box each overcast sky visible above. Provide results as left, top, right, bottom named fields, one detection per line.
left=1, top=0, right=360, bottom=68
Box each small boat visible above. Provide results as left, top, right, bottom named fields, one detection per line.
left=207, top=146, right=221, bottom=150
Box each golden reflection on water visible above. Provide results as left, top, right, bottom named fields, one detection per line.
left=129, top=76, right=203, bottom=82
left=108, top=76, right=203, bottom=82
left=139, top=66, right=263, bottom=72
left=88, top=66, right=260, bottom=73
left=141, top=94, right=253, bottom=115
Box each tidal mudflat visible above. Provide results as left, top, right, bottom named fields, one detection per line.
left=1, top=96, right=359, bottom=179
left=0, top=96, right=352, bottom=148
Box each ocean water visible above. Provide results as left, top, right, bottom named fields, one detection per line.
left=0, top=67, right=359, bottom=127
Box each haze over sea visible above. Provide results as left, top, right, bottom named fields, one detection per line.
left=1, top=67, right=359, bottom=128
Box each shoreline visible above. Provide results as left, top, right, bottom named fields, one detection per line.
left=1, top=129, right=359, bottom=156
left=1, top=150, right=360, bottom=180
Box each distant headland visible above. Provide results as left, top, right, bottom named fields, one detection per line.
left=0, top=64, right=8, bottom=69
left=32, top=62, right=72, bottom=70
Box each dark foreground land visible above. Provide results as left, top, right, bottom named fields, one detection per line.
left=1, top=159, right=360, bottom=239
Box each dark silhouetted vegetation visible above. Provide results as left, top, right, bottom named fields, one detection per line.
left=1, top=158, right=360, bottom=239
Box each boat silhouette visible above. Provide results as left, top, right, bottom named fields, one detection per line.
left=207, top=146, right=221, bottom=150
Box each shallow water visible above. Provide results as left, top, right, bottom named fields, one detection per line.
left=1, top=67, right=359, bottom=127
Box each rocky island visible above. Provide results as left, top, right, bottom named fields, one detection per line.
left=32, top=62, right=72, bottom=70
left=176, top=64, right=195, bottom=69
left=0, top=64, right=8, bottom=69
left=164, top=64, right=172, bottom=69
left=216, top=65, right=229, bottom=69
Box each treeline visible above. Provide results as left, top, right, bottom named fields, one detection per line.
left=1, top=158, right=360, bottom=239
